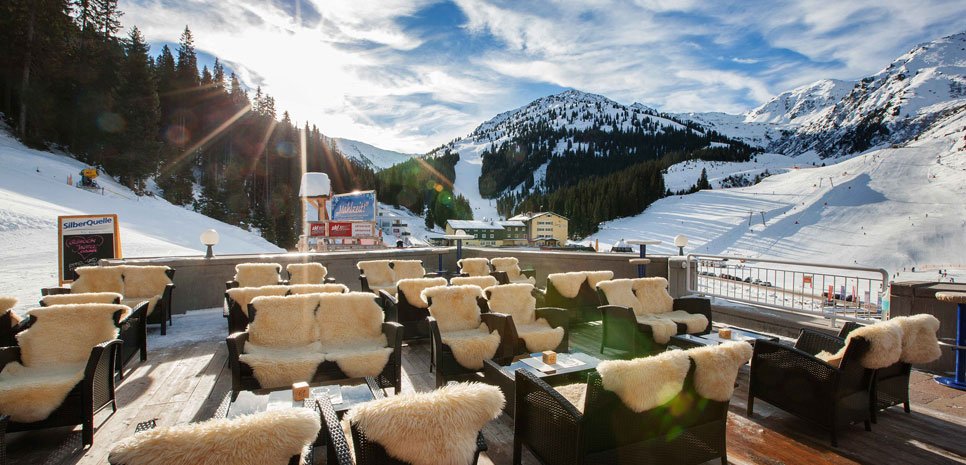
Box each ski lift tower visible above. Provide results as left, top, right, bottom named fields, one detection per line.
left=299, top=172, right=331, bottom=250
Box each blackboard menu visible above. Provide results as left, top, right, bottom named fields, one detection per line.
left=58, top=214, right=121, bottom=284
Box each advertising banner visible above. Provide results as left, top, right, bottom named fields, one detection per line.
left=328, top=222, right=353, bottom=237
left=351, top=222, right=374, bottom=237
left=309, top=222, right=327, bottom=237
left=58, top=214, right=121, bottom=284
left=330, top=191, right=377, bottom=221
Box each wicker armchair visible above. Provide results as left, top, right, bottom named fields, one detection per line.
left=318, top=396, right=488, bottom=465
left=513, top=366, right=729, bottom=465
left=838, top=322, right=912, bottom=421
left=378, top=289, right=431, bottom=340
left=484, top=285, right=570, bottom=356
left=426, top=294, right=512, bottom=387
left=0, top=338, right=121, bottom=447
left=748, top=332, right=874, bottom=446
left=597, top=289, right=711, bottom=356
left=545, top=277, right=600, bottom=323
left=226, top=263, right=286, bottom=290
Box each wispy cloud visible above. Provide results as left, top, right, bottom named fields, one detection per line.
left=119, top=0, right=966, bottom=152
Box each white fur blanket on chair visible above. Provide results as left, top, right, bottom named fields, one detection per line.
left=893, top=314, right=942, bottom=364
left=42, top=292, right=122, bottom=306
left=120, top=266, right=171, bottom=300
left=71, top=266, right=124, bottom=294
left=585, top=271, right=614, bottom=290
left=597, top=350, right=691, bottom=412
left=226, top=286, right=290, bottom=316
left=397, top=278, right=448, bottom=309
left=662, top=310, right=708, bottom=334
left=241, top=295, right=324, bottom=387
left=0, top=296, right=16, bottom=313
left=346, top=383, right=504, bottom=465
left=317, top=293, right=393, bottom=378
left=234, top=263, right=282, bottom=288
left=286, top=262, right=327, bottom=284
left=687, top=341, right=753, bottom=401
left=485, top=284, right=563, bottom=352
left=457, top=258, right=490, bottom=277
left=451, top=275, right=499, bottom=288
left=632, top=277, right=674, bottom=314
left=287, top=284, right=347, bottom=295
left=491, top=257, right=534, bottom=284
left=109, top=407, right=321, bottom=465
left=392, top=260, right=426, bottom=280
left=634, top=315, right=679, bottom=344
left=424, top=285, right=501, bottom=369
left=0, top=304, right=123, bottom=422
left=548, top=272, right=587, bottom=299
left=597, top=279, right=643, bottom=314
left=819, top=320, right=903, bottom=369
left=358, top=260, right=395, bottom=288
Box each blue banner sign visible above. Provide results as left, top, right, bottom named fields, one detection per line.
left=330, top=191, right=377, bottom=221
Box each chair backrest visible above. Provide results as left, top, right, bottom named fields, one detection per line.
left=423, top=285, right=485, bottom=332
left=17, top=304, right=125, bottom=367
left=484, top=284, right=536, bottom=324
left=287, top=262, right=327, bottom=285
left=358, top=260, right=395, bottom=287
left=837, top=335, right=875, bottom=390
left=120, top=265, right=173, bottom=298
left=41, top=292, right=122, bottom=306
left=391, top=260, right=426, bottom=281
left=287, top=284, right=348, bottom=295
left=71, top=266, right=124, bottom=294
left=547, top=272, right=588, bottom=300
left=226, top=285, right=290, bottom=316
left=248, top=295, right=319, bottom=347
left=631, top=277, right=673, bottom=314
left=451, top=275, right=499, bottom=288
left=596, top=279, right=643, bottom=314
left=234, top=263, right=282, bottom=288
left=490, top=257, right=522, bottom=279
left=457, top=258, right=491, bottom=277
left=316, top=293, right=385, bottom=347
left=397, top=278, right=448, bottom=309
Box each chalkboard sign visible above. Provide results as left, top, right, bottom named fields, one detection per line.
left=58, top=214, right=121, bottom=284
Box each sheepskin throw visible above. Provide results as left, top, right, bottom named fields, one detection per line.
left=451, top=275, right=499, bottom=288
left=441, top=327, right=501, bottom=369
left=486, top=284, right=564, bottom=352
left=109, top=407, right=321, bottom=465
left=121, top=297, right=160, bottom=317
left=634, top=315, right=679, bottom=344
left=287, top=284, right=348, bottom=295
left=42, top=292, right=122, bottom=306
left=358, top=260, right=395, bottom=287
left=71, top=266, right=124, bottom=294
left=893, top=314, right=942, bottom=364
left=687, top=341, right=753, bottom=401
left=286, top=262, right=327, bottom=285
left=548, top=272, right=588, bottom=299
left=1, top=296, right=18, bottom=313
left=347, top=383, right=504, bottom=465
left=423, top=285, right=484, bottom=332
left=597, top=350, right=691, bottom=412
left=822, top=320, right=903, bottom=369
left=554, top=383, right=587, bottom=413
left=397, top=278, right=448, bottom=309
left=597, top=279, right=643, bottom=314
left=585, top=271, right=614, bottom=290
left=457, top=258, right=490, bottom=277
left=0, top=363, right=86, bottom=422
left=226, top=286, right=290, bottom=316
left=632, top=277, right=674, bottom=315
left=316, top=293, right=392, bottom=378
left=234, top=263, right=282, bottom=288
left=120, top=266, right=172, bottom=298
left=662, top=310, right=708, bottom=334
left=241, top=343, right=326, bottom=388
left=491, top=257, right=534, bottom=284
left=247, top=295, right=319, bottom=347
left=392, top=260, right=426, bottom=280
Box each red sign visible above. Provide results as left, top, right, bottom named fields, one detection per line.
left=309, top=222, right=327, bottom=237
left=328, top=222, right=352, bottom=237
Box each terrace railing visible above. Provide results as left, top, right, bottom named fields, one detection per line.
left=685, top=254, right=890, bottom=326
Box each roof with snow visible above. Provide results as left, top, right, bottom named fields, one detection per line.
left=498, top=220, right=525, bottom=227
left=447, top=220, right=505, bottom=230
left=508, top=212, right=569, bottom=221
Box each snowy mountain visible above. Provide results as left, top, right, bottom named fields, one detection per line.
left=669, top=111, right=780, bottom=149
left=0, top=127, right=283, bottom=314
left=745, top=79, right=853, bottom=126
left=334, top=138, right=415, bottom=170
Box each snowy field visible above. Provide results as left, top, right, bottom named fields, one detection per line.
left=0, top=130, right=282, bottom=314
left=662, top=153, right=807, bottom=193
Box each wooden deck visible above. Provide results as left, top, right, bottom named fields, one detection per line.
left=7, top=310, right=965, bottom=465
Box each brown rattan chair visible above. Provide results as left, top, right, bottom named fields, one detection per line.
left=545, top=277, right=601, bottom=323
left=318, top=396, right=488, bottom=465
left=513, top=363, right=729, bottom=465
left=483, top=286, right=570, bottom=356
left=748, top=331, right=874, bottom=446
left=426, top=293, right=512, bottom=387
left=838, top=322, right=911, bottom=421
left=597, top=288, right=711, bottom=356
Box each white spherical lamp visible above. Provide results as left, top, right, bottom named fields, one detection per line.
left=200, top=229, right=220, bottom=258
left=674, top=234, right=689, bottom=256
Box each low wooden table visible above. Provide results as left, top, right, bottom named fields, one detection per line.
left=483, top=352, right=600, bottom=417
left=670, top=328, right=778, bottom=349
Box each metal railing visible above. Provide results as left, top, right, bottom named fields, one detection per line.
left=686, top=254, right=890, bottom=326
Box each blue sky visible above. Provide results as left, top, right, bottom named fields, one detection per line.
left=119, top=0, right=966, bottom=153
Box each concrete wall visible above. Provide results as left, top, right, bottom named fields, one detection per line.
left=890, top=281, right=965, bottom=375
left=103, top=247, right=696, bottom=313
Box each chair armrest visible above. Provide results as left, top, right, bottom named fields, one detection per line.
left=85, top=338, right=122, bottom=380
left=673, top=296, right=712, bottom=334
left=317, top=397, right=354, bottom=465
left=226, top=332, right=248, bottom=370
left=515, top=368, right=583, bottom=420
left=427, top=316, right=446, bottom=361
left=381, top=322, right=404, bottom=350
left=226, top=281, right=238, bottom=290
left=752, top=339, right=839, bottom=389
left=41, top=287, right=72, bottom=296
left=0, top=346, right=21, bottom=372
left=490, top=271, right=510, bottom=285
left=359, top=275, right=371, bottom=293
left=480, top=313, right=509, bottom=335
left=119, top=302, right=148, bottom=325
left=522, top=269, right=536, bottom=279
left=599, top=304, right=636, bottom=321
left=324, top=277, right=337, bottom=284
left=378, top=290, right=398, bottom=322
left=795, top=329, right=845, bottom=355
left=535, top=307, right=570, bottom=329
left=481, top=313, right=514, bottom=361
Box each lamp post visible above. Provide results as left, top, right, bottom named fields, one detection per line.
left=200, top=229, right=220, bottom=259
left=674, top=234, right=689, bottom=256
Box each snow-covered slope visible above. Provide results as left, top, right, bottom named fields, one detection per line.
left=662, top=153, right=807, bottom=193
left=583, top=109, right=966, bottom=275
left=334, top=138, right=415, bottom=170
left=670, top=111, right=780, bottom=149
left=0, top=129, right=283, bottom=314
left=745, top=79, right=853, bottom=126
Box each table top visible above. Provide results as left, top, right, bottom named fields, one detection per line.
left=228, top=377, right=379, bottom=418
left=626, top=240, right=662, bottom=245
left=487, top=352, right=601, bottom=380
left=672, top=328, right=778, bottom=347
left=936, top=291, right=966, bottom=304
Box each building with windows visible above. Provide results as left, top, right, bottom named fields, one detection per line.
left=507, top=212, right=569, bottom=246
left=498, top=220, right=528, bottom=246
left=444, top=220, right=505, bottom=247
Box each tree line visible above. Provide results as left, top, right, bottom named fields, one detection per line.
left=374, top=149, right=472, bottom=230
left=0, top=0, right=375, bottom=249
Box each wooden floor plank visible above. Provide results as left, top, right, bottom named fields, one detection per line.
left=7, top=309, right=965, bottom=465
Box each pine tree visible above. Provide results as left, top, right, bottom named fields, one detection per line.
left=175, top=26, right=199, bottom=88
left=115, top=26, right=161, bottom=191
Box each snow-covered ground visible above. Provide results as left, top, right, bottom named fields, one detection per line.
left=0, top=129, right=283, bottom=314
left=662, top=153, right=807, bottom=193
left=334, top=138, right=415, bottom=171
left=583, top=109, right=966, bottom=281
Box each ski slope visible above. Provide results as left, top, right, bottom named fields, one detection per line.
left=0, top=129, right=283, bottom=314
left=662, top=153, right=807, bottom=193
left=584, top=110, right=966, bottom=278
